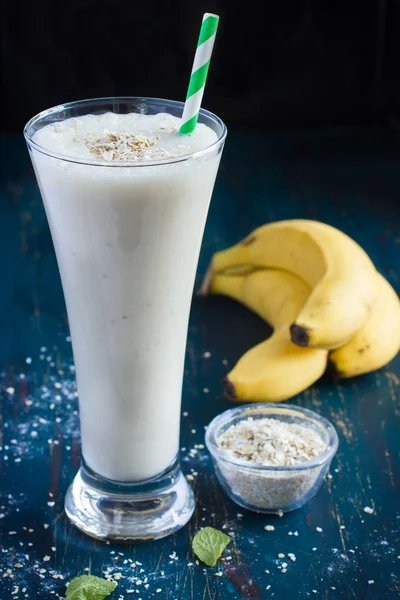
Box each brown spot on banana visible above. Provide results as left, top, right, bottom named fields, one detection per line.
left=357, top=345, right=370, bottom=354
left=290, top=323, right=311, bottom=347
left=241, top=235, right=256, bottom=247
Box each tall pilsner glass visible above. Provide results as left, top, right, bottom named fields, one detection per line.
left=24, top=98, right=226, bottom=541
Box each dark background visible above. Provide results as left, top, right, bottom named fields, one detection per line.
left=1, top=0, right=400, bottom=132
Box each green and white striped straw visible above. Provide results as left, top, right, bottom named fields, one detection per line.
left=179, top=13, right=219, bottom=135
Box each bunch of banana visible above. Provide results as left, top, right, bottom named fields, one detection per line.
left=202, top=219, right=400, bottom=402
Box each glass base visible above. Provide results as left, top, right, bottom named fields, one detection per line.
left=65, top=458, right=195, bottom=542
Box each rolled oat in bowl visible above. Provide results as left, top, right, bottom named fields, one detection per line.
left=205, top=404, right=339, bottom=513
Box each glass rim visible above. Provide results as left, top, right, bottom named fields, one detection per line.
left=205, top=403, right=339, bottom=472
left=23, top=96, right=227, bottom=168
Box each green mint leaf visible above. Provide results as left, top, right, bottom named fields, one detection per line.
left=66, top=575, right=117, bottom=600
left=192, top=526, right=231, bottom=566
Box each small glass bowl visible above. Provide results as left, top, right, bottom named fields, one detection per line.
left=205, top=403, right=339, bottom=514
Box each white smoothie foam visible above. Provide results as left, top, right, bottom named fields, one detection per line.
left=31, top=112, right=221, bottom=481
left=34, top=112, right=217, bottom=162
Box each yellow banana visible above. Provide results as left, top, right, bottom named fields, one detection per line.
left=225, top=329, right=328, bottom=402
left=209, top=270, right=328, bottom=402
left=211, top=220, right=377, bottom=350
left=329, top=273, right=400, bottom=378
left=210, top=270, right=310, bottom=325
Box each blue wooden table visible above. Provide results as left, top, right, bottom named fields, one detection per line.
left=0, top=128, right=399, bottom=599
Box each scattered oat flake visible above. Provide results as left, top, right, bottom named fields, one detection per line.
left=264, top=525, right=275, bottom=531
left=47, top=501, right=55, bottom=507
left=316, top=527, right=323, bottom=532
left=363, top=506, right=374, bottom=514
left=288, top=553, right=296, bottom=562
left=368, top=580, right=374, bottom=585
left=278, top=553, right=285, bottom=559
left=43, top=556, right=51, bottom=562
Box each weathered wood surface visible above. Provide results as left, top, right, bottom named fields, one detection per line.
left=0, top=129, right=399, bottom=599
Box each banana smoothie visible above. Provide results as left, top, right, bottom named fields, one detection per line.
left=30, top=110, right=222, bottom=482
